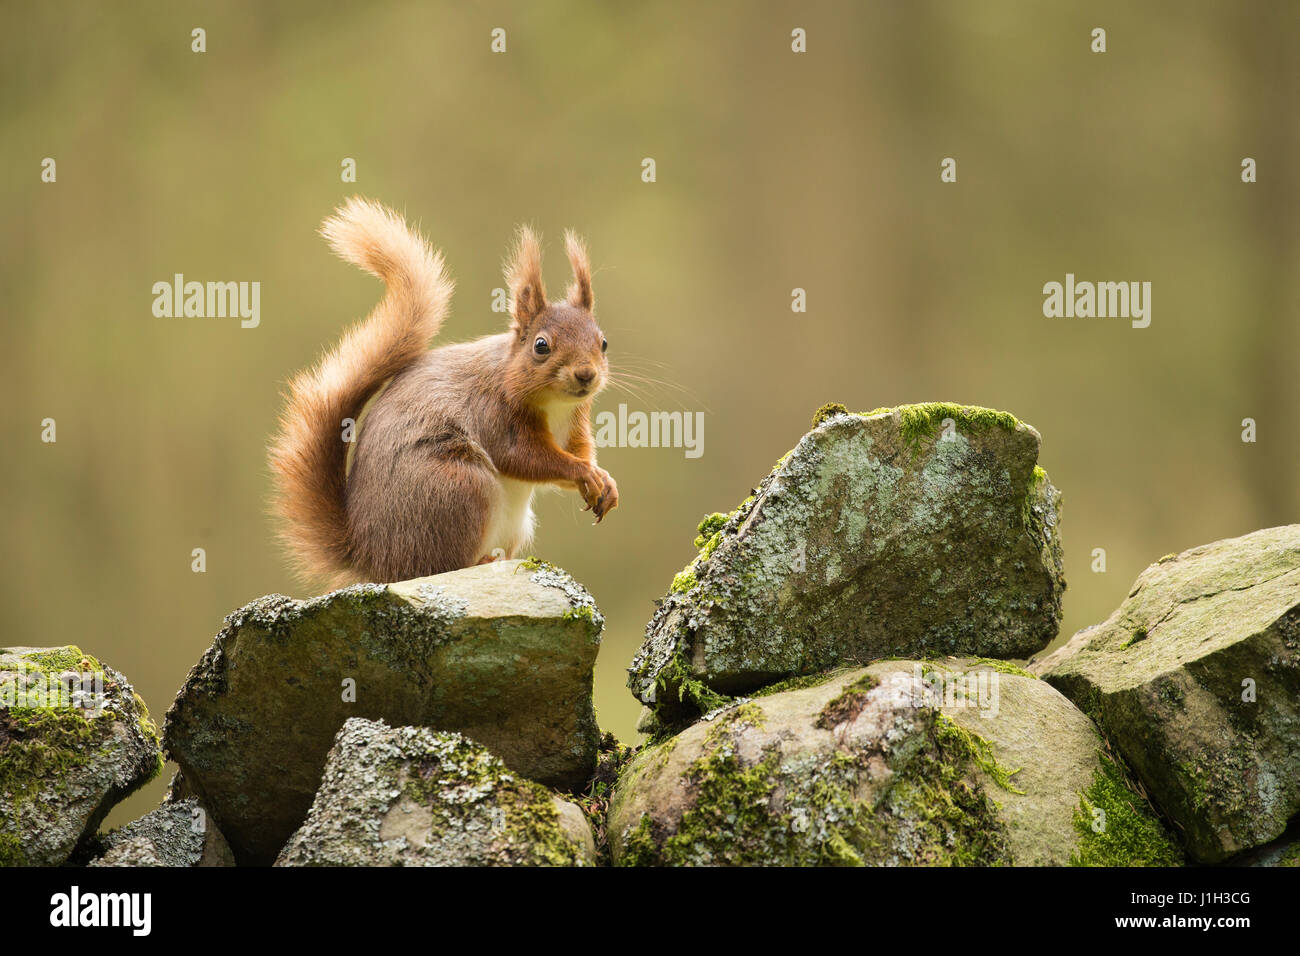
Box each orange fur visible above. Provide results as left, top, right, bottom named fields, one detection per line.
left=506, top=225, right=547, bottom=332
left=564, top=229, right=594, bottom=310
left=268, top=197, right=454, bottom=582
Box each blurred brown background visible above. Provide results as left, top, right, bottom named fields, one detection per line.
left=2, top=0, right=1297, bottom=827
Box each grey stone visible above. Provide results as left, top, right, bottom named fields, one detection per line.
left=88, top=796, right=235, bottom=867
left=0, top=646, right=162, bottom=866
left=608, top=659, right=1175, bottom=866
left=275, top=718, right=597, bottom=866
left=630, top=404, right=1065, bottom=725
left=1044, top=525, right=1300, bottom=863
left=164, top=559, right=602, bottom=864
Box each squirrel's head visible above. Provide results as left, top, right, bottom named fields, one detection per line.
left=502, top=226, right=607, bottom=408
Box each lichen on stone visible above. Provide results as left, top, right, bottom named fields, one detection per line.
left=276, top=719, right=596, bottom=867
left=631, top=402, right=1065, bottom=727
left=526, top=565, right=605, bottom=631
left=410, top=582, right=470, bottom=621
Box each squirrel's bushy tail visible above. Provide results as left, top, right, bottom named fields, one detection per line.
left=269, top=197, right=453, bottom=582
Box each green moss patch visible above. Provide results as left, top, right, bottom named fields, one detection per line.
left=1070, top=753, right=1182, bottom=866
left=694, top=513, right=728, bottom=548
left=936, top=714, right=1025, bottom=794
left=1121, top=626, right=1148, bottom=649
left=879, top=721, right=1015, bottom=866
left=653, top=648, right=734, bottom=718
left=811, top=402, right=850, bottom=428
left=0, top=696, right=96, bottom=807
left=669, top=569, right=698, bottom=595
left=669, top=507, right=751, bottom=598
left=966, top=657, right=1039, bottom=680
left=18, top=647, right=102, bottom=673
left=856, top=402, right=1022, bottom=454
left=562, top=604, right=598, bottom=624
left=619, top=814, right=661, bottom=867
left=0, top=831, right=25, bottom=866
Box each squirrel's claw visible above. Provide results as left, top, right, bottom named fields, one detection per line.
left=578, top=467, right=617, bottom=523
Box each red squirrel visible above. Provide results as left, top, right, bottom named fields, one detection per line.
left=268, top=197, right=618, bottom=586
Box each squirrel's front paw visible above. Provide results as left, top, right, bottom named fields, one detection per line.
left=578, top=466, right=619, bottom=523
left=593, top=469, right=618, bottom=521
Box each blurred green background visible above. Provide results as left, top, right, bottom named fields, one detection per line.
left=2, top=1, right=1297, bottom=828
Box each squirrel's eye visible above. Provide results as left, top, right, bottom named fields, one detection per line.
left=601, top=337, right=608, bottom=353
left=533, top=336, right=550, bottom=356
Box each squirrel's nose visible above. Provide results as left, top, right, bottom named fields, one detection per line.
left=575, top=368, right=596, bottom=386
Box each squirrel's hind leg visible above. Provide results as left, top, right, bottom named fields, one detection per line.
left=348, top=446, right=497, bottom=582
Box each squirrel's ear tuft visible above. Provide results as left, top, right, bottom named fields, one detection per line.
left=564, top=230, right=594, bottom=311
left=505, top=226, right=546, bottom=333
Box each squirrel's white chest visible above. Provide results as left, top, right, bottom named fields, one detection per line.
left=545, top=404, right=574, bottom=447
left=479, top=403, right=575, bottom=560
left=482, top=477, right=536, bottom=559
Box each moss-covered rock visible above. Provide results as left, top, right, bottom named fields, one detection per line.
left=1227, top=828, right=1300, bottom=867
left=275, top=718, right=597, bottom=866
left=0, top=645, right=162, bottom=866
left=164, top=559, right=603, bottom=865
left=608, top=659, right=1177, bottom=866
left=86, top=794, right=235, bottom=867
left=1043, top=525, right=1300, bottom=863
left=629, top=403, right=1065, bottom=726
left=610, top=668, right=1011, bottom=866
